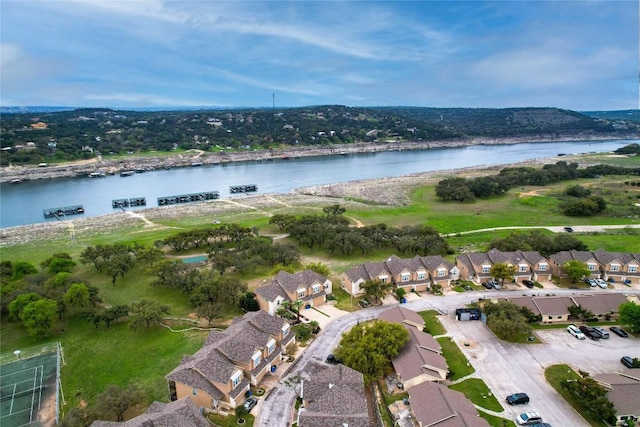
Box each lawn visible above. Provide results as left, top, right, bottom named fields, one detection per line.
left=449, top=378, right=504, bottom=412
left=417, top=310, right=446, bottom=335
left=544, top=364, right=608, bottom=427
left=437, top=337, right=475, bottom=380
left=477, top=409, right=517, bottom=427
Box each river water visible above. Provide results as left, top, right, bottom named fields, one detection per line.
left=1, top=139, right=636, bottom=228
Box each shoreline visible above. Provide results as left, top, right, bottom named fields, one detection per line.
left=0, top=156, right=577, bottom=247
left=1, top=133, right=636, bottom=184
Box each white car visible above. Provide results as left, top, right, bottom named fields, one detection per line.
left=567, top=324, right=586, bottom=340
left=595, top=278, right=608, bottom=289
left=516, top=412, right=543, bottom=425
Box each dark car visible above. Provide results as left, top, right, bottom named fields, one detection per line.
left=326, top=354, right=343, bottom=365
left=564, top=226, right=574, bottom=232
left=610, top=326, right=629, bottom=338
left=243, top=397, right=258, bottom=412
left=506, top=393, right=530, bottom=405
left=482, top=280, right=498, bottom=289
left=358, top=299, right=372, bottom=308
left=621, top=356, right=638, bottom=369
left=579, top=325, right=600, bottom=340
left=522, top=280, right=535, bottom=288
left=529, top=424, right=553, bottom=427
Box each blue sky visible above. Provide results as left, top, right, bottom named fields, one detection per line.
left=1, top=1, right=637, bottom=110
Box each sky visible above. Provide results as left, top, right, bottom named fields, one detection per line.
left=1, top=0, right=638, bottom=111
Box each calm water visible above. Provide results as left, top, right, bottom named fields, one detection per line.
left=1, top=139, right=636, bottom=228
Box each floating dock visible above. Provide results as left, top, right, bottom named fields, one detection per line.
left=157, top=191, right=219, bottom=206
left=229, top=184, right=258, bottom=193
left=120, top=170, right=135, bottom=177
left=43, top=205, right=85, bottom=218
left=112, top=197, right=146, bottom=209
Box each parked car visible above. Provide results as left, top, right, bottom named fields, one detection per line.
left=516, top=412, right=543, bottom=425
left=595, top=278, right=608, bottom=289
left=579, top=325, right=601, bottom=340
left=243, top=397, right=258, bottom=412
left=529, top=424, right=552, bottom=427
left=506, top=393, right=530, bottom=405
left=522, top=280, right=535, bottom=288
left=492, top=280, right=502, bottom=290
left=610, top=326, right=629, bottom=338
left=621, top=356, right=639, bottom=369
left=567, top=324, right=586, bottom=340
left=358, top=299, right=372, bottom=308
left=583, top=277, right=597, bottom=287
left=593, top=327, right=609, bottom=339
left=482, top=281, right=494, bottom=289
left=564, top=226, right=574, bottom=232
left=326, top=354, right=343, bottom=365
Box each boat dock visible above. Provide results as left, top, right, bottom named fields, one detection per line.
left=120, top=170, right=135, bottom=177
left=112, top=197, right=147, bottom=209
left=43, top=205, right=85, bottom=218
left=229, top=184, right=258, bottom=193
left=157, top=191, right=219, bottom=206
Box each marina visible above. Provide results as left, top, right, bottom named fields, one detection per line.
left=229, top=184, right=258, bottom=193
left=43, top=205, right=85, bottom=218
left=157, top=191, right=219, bottom=206
left=112, top=197, right=147, bottom=209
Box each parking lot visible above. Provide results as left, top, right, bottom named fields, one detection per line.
left=440, top=316, right=639, bottom=426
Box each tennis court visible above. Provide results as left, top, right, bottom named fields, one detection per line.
left=0, top=349, right=59, bottom=427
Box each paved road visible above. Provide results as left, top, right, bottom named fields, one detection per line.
left=442, top=223, right=640, bottom=236
left=255, top=288, right=640, bottom=427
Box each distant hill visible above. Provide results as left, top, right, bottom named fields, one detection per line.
left=582, top=110, right=640, bottom=122
left=1, top=105, right=638, bottom=166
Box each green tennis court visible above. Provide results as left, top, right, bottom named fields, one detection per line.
left=1, top=350, right=59, bottom=427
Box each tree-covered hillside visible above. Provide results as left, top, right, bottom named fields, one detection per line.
left=1, top=106, right=638, bottom=165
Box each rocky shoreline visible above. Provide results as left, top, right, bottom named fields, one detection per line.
left=0, top=133, right=632, bottom=184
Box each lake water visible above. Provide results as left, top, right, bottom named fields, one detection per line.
left=1, top=139, right=636, bottom=228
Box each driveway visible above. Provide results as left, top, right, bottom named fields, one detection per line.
left=299, top=303, right=349, bottom=329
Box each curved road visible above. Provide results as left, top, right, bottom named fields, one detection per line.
left=255, top=288, right=640, bottom=427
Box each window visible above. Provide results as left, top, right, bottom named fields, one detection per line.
left=282, top=324, right=290, bottom=336
left=192, top=388, right=197, bottom=395
left=481, top=265, right=491, bottom=273
left=629, top=265, right=638, bottom=273
left=312, top=284, right=320, bottom=294
left=324, top=282, right=330, bottom=288
left=381, top=276, right=388, bottom=283
left=401, top=273, right=410, bottom=282
left=417, top=272, right=426, bottom=280
left=548, top=316, right=552, bottom=320
left=297, top=289, right=306, bottom=298
left=519, top=264, right=527, bottom=272
left=538, top=263, right=547, bottom=271
left=267, top=339, right=276, bottom=355
left=231, top=371, right=242, bottom=387
left=437, top=268, right=446, bottom=277
left=252, top=352, right=261, bottom=366
left=610, top=264, right=620, bottom=272
left=587, top=263, right=596, bottom=271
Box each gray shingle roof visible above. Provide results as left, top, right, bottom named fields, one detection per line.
left=90, top=397, right=210, bottom=427
left=299, top=363, right=372, bottom=427
left=256, top=270, right=329, bottom=302
left=393, top=326, right=447, bottom=382
left=378, top=305, right=425, bottom=328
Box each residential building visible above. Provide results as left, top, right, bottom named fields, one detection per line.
left=254, top=270, right=332, bottom=316
left=379, top=306, right=448, bottom=388
left=166, top=311, right=294, bottom=413
left=341, top=255, right=455, bottom=296
left=549, top=250, right=601, bottom=279
left=505, top=293, right=630, bottom=323
left=407, top=381, right=491, bottom=427
left=298, top=362, right=373, bottom=427
left=593, top=250, right=640, bottom=285
left=457, top=249, right=550, bottom=285
left=594, top=373, right=640, bottom=425
left=90, top=397, right=209, bottom=427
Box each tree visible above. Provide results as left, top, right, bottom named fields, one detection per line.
left=361, top=279, right=394, bottom=305
left=435, top=177, right=475, bottom=202
left=568, top=304, right=595, bottom=322
left=618, top=301, right=640, bottom=333
left=335, top=320, right=409, bottom=378
left=12, top=261, right=38, bottom=280
left=483, top=300, right=532, bottom=341
left=290, top=299, right=304, bottom=322
left=64, top=283, right=91, bottom=313
left=562, top=260, right=591, bottom=283
left=562, top=371, right=616, bottom=424
left=128, top=299, right=170, bottom=331
left=8, top=292, right=42, bottom=321
left=322, top=204, right=346, bottom=216
left=94, top=384, right=144, bottom=421
left=490, top=262, right=516, bottom=285
left=20, top=298, right=58, bottom=337
left=239, top=291, right=260, bottom=311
